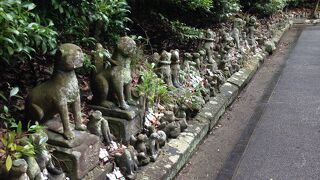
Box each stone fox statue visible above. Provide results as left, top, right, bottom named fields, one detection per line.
left=91, top=37, right=136, bottom=110
left=25, top=43, right=86, bottom=140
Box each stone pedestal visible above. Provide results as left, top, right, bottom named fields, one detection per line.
left=89, top=105, right=142, bottom=142
left=44, top=119, right=101, bottom=180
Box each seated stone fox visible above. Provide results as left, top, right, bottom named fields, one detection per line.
left=25, top=43, right=86, bottom=140
left=90, top=37, right=136, bottom=110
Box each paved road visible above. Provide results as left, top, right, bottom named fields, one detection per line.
left=177, top=25, right=309, bottom=180
left=233, top=25, right=320, bottom=180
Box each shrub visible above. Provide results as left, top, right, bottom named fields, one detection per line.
left=0, top=0, right=57, bottom=65
left=213, top=0, right=241, bottom=20
left=170, top=0, right=213, bottom=10
left=35, top=0, right=131, bottom=45
left=240, top=0, right=292, bottom=17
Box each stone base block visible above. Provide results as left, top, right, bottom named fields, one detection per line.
left=44, top=119, right=102, bottom=180
left=49, top=131, right=101, bottom=180
left=104, top=116, right=142, bottom=142
left=89, top=105, right=140, bottom=120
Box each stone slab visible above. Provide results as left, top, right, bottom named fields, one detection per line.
left=104, top=116, right=142, bottom=142
left=49, top=132, right=101, bottom=180
left=197, top=94, right=228, bottom=130
left=136, top=120, right=209, bottom=180
left=83, top=163, right=113, bottom=180
left=227, top=68, right=252, bottom=89
left=219, top=82, right=239, bottom=106
left=89, top=105, right=140, bottom=120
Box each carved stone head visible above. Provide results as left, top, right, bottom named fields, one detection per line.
left=205, top=29, right=216, bottom=41
left=170, top=49, right=180, bottom=63
left=55, top=43, right=84, bottom=71
left=160, top=50, right=172, bottom=64
left=117, top=36, right=137, bottom=57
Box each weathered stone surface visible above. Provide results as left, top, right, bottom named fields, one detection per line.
left=220, top=82, right=239, bottom=105
left=264, top=40, right=276, bottom=54
left=48, top=130, right=101, bottom=179
left=104, top=116, right=142, bottom=142
left=25, top=43, right=86, bottom=140
left=227, top=68, right=252, bottom=89
left=197, top=94, right=228, bottom=130
left=45, top=118, right=93, bottom=148
left=136, top=120, right=209, bottom=180
left=90, top=105, right=140, bottom=120
left=83, top=163, right=113, bottom=180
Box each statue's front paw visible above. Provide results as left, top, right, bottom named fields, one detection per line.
left=120, top=102, right=130, bottom=110
left=63, top=130, right=75, bottom=140
left=75, top=124, right=87, bottom=131
left=127, top=99, right=136, bottom=106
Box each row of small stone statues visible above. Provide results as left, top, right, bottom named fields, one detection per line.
left=25, top=16, right=258, bottom=141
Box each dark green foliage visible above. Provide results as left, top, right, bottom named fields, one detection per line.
left=0, top=0, right=57, bottom=65
left=34, top=0, right=131, bottom=45
left=169, top=0, right=213, bottom=10
left=240, top=0, right=302, bottom=17
left=212, top=0, right=241, bottom=21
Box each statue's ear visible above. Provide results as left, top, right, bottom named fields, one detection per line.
left=54, top=47, right=63, bottom=68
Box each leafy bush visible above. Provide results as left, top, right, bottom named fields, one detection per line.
left=0, top=86, right=23, bottom=129
left=169, top=0, right=213, bottom=10
left=136, top=63, right=170, bottom=107
left=213, top=0, right=241, bottom=20
left=0, top=0, right=57, bottom=65
left=240, top=0, right=291, bottom=17
left=255, top=0, right=287, bottom=16
left=35, top=0, right=131, bottom=45
left=0, top=122, right=35, bottom=171
left=158, top=13, right=203, bottom=40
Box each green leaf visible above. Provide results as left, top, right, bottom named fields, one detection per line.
left=0, top=149, right=5, bottom=154
left=17, top=121, right=22, bottom=136
left=41, top=42, right=47, bottom=54
left=0, top=92, right=8, bottom=102
left=10, top=87, right=19, bottom=97
left=39, top=136, right=48, bottom=145
left=23, top=3, right=36, bottom=10
left=0, top=37, right=14, bottom=44
left=6, top=155, right=12, bottom=171
left=8, top=132, right=16, bottom=144
left=3, top=106, right=8, bottom=114
left=7, top=28, right=19, bottom=35
left=1, top=138, right=8, bottom=146
left=7, top=46, right=14, bottom=56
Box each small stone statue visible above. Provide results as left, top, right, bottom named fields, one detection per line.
left=182, top=53, right=197, bottom=73
left=88, top=110, right=113, bottom=145
left=192, top=52, right=201, bottom=70
left=25, top=43, right=86, bottom=140
left=203, top=29, right=217, bottom=64
left=159, top=111, right=187, bottom=138
left=148, top=52, right=161, bottom=65
left=130, top=134, right=150, bottom=166
left=158, top=50, right=173, bottom=87
left=247, top=16, right=257, bottom=51
left=148, top=132, right=159, bottom=162
left=232, top=18, right=243, bottom=50
left=115, top=146, right=138, bottom=180
left=241, top=32, right=250, bottom=51
left=91, top=37, right=137, bottom=110
left=157, top=130, right=167, bottom=147
left=170, top=49, right=183, bottom=88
